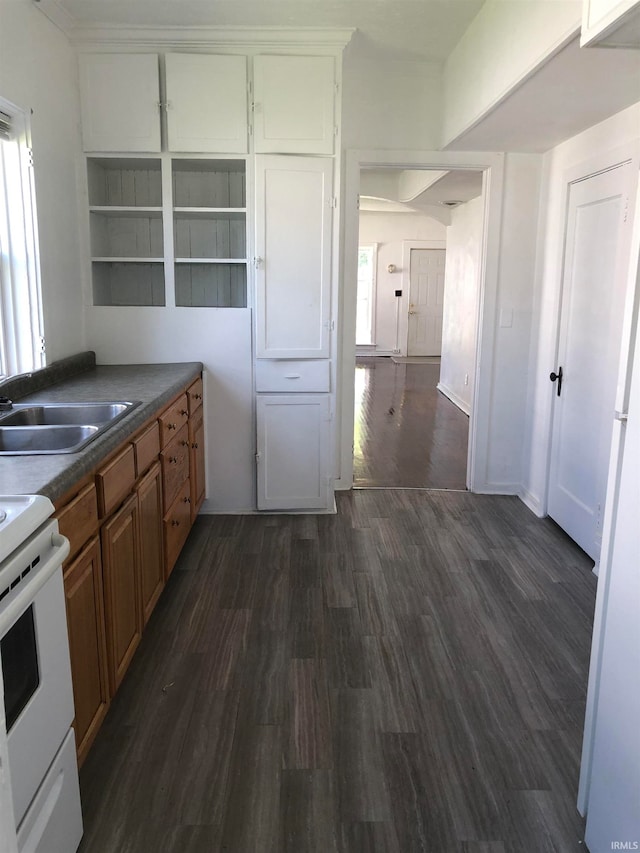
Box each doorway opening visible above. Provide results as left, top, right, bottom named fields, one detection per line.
left=351, top=167, right=483, bottom=490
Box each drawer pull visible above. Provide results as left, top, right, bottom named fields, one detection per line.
left=194, top=394, right=202, bottom=400
left=171, top=519, right=180, bottom=527
left=183, top=496, right=191, bottom=504
left=181, top=440, right=189, bottom=447
left=180, top=409, right=188, bottom=416
left=285, top=374, right=301, bottom=379
left=167, top=422, right=177, bottom=431
left=191, top=442, right=198, bottom=449
left=169, top=456, right=178, bottom=464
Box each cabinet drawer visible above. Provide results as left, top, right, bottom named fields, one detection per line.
left=161, top=423, right=190, bottom=507
left=57, top=483, right=99, bottom=563
left=255, top=360, right=330, bottom=392
left=159, top=393, right=189, bottom=448
left=133, top=421, right=160, bottom=477
left=164, top=479, right=191, bottom=577
left=187, top=376, right=204, bottom=415
left=96, top=445, right=136, bottom=518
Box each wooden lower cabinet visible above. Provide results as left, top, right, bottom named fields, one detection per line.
left=137, top=462, right=164, bottom=626
left=164, top=478, right=191, bottom=577
left=63, top=536, right=109, bottom=768
left=101, top=493, right=141, bottom=695
left=189, top=406, right=205, bottom=521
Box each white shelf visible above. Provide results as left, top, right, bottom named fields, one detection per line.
left=173, top=208, right=246, bottom=218
left=90, top=206, right=163, bottom=217
left=175, top=258, right=247, bottom=265
left=92, top=257, right=165, bottom=263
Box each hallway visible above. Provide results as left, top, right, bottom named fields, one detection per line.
left=353, top=357, right=469, bottom=489
left=78, top=489, right=595, bottom=853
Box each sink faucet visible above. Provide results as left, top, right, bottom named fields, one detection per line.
left=0, top=396, right=13, bottom=412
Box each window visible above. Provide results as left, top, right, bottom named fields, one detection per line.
left=356, top=243, right=377, bottom=346
left=0, top=97, right=44, bottom=379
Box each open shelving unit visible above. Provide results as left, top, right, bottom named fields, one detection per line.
left=172, top=159, right=247, bottom=308
left=87, top=158, right=166, bottom=306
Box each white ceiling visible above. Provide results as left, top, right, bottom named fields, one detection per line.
left=360, top=168, right=483, bottom=221
left=44, top=0, right=485, bottom=61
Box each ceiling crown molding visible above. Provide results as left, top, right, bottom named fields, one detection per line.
left=32, top=3, right=355, bottom=53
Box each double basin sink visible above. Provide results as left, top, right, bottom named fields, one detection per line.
left=0, top=401, right=141, bottom=455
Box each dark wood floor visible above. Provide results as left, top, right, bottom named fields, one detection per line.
left=353, top=357, right=469, bottom=490
left=78, top=490, right=596, bottom=853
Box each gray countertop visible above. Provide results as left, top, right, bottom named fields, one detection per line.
left=0, top=359, right=203, bottom=503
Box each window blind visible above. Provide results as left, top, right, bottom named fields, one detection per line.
left=0, top=110, right=11, bottom=142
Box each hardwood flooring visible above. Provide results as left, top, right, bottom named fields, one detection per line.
left=78, top=490, right=596, bottom=853
left=353, top=357, right=469, bottom=490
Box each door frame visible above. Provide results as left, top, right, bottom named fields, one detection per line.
left=399, top=240, right=446, bottom=356
left=336, top=149, right=505, bottom=492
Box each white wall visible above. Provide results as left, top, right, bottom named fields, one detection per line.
left=521, top=102, right=640, bottom=515
left=0, top=0, right=85, bottom=363
left=84, top=307, right=255, bottom=513
left=358, top=211, right=446, bottom=353
left=442, top=0, right=581, bottom=147
left=438, top=196, right=483, bottom=415
left=342, top=55, right=442, bottom=150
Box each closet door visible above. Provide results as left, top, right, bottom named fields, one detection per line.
left=165, top=54, right=248, bottom=153
left=255, top=155, right=333, bottom=359
left=79, top=54, right=161, bottom=152
left=253, top=55, right=335, bottom=154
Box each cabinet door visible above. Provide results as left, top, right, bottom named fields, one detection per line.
left=189, top=407, right=206, bottom=520
left=253, top=55, right=335, bottom=154
left=256, top=394, right=331, bottom=511
left=101, top=493, right=141, bottom=694
left=255, top=156, right=333, bottom=358
left=79, top=54, right=161, bottom=152
left=165, top=54, right=248, bottom=153
left=64, top=537, right=109, bottom=767
left=137, top=462, right=164, bottom=626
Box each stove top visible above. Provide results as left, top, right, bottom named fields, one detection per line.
left=0, top=495, right=54, bottom=564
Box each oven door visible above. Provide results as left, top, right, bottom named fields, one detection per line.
left=0, top=524, right=73, bottom=828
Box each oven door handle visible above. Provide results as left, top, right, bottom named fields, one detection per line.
left=0, top=533, right=70, bottom=635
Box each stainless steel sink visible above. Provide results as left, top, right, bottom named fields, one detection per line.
left=0, top=402, right=134, bottom=426
left=0, top=400, right=141, bottom=455
left=0, top=425, right=100, bottom=454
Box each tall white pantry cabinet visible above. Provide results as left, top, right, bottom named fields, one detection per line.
left=77, top=46, right=343, bottom=512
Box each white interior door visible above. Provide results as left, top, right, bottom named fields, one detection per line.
left=407, top=248, right=446, bottom=356
left=548, top=163, right=632, bottom=561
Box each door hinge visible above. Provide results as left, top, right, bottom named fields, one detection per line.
left=255, top=451, right=261, bottom=462
left=38, top=335, right=45, bottom=354
left=323, top=319, right=335, bottom=331
left=334, top=82, right=340, bottom=94
left=27, top=147, right=34, bottom=168
left=334, top=125, right=339, bottom=137
left=356, top=195, right=360, bottom=210
left=329, top=197, right=337, bottom=208
left=624, top=196, right=629, bottom=223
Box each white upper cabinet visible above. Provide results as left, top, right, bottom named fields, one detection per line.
left=253, top=55, right=336, bottom=154
left=79, top=54, right=161, bottom=152
left=255, top=155, right=333, bottom=359
left=581, top=0, right=640, bottom=45
left=165, top=54, right=248, bottom=153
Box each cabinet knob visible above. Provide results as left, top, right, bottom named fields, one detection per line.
left=171, top=519, right=180, bottom=527
left=194, top=394, right=202, bottom=400
left=168, top=422, right=177, bottom=430
left=183, top=496, right=191, bottom=504
left=181, top=440, right=189, bottom=447
left=170, top=456, right=178, bottom=464
left=191, top=442, right=198, bottom=449
left=180, top=409, right=188, bottom=416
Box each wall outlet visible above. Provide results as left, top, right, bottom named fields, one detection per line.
left=464, top=373, right=469, bottom=386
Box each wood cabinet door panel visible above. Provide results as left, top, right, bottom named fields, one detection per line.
left=133, top=421, right=160, bottom=478
left=161, top=423, right=190, bottom=507
left=63, top=536, right=109, bottom=767
left=58, top=483, right=99, bottom=564
left=189, top=408, right=206, bottom=520
left=165, top=53, right=248, bottom=153
left=164, top=479, right=192, bottom=577
left=159, top=394, right=189, bottom=447
left=137, top=462, right=164, bottom=625
left=253, top=55, right=335, bottom=154
left=101, top=494, right=141, bottom=694
left=79, top=54, right=161, bottom=152
left=255, top=156, right=333, bottom=358
left=96, top=444, right=136, bottom=518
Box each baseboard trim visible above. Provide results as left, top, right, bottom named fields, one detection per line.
left=436, top=382, right=471, bottom=416
left=518, top=487, right=545, bottom=518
